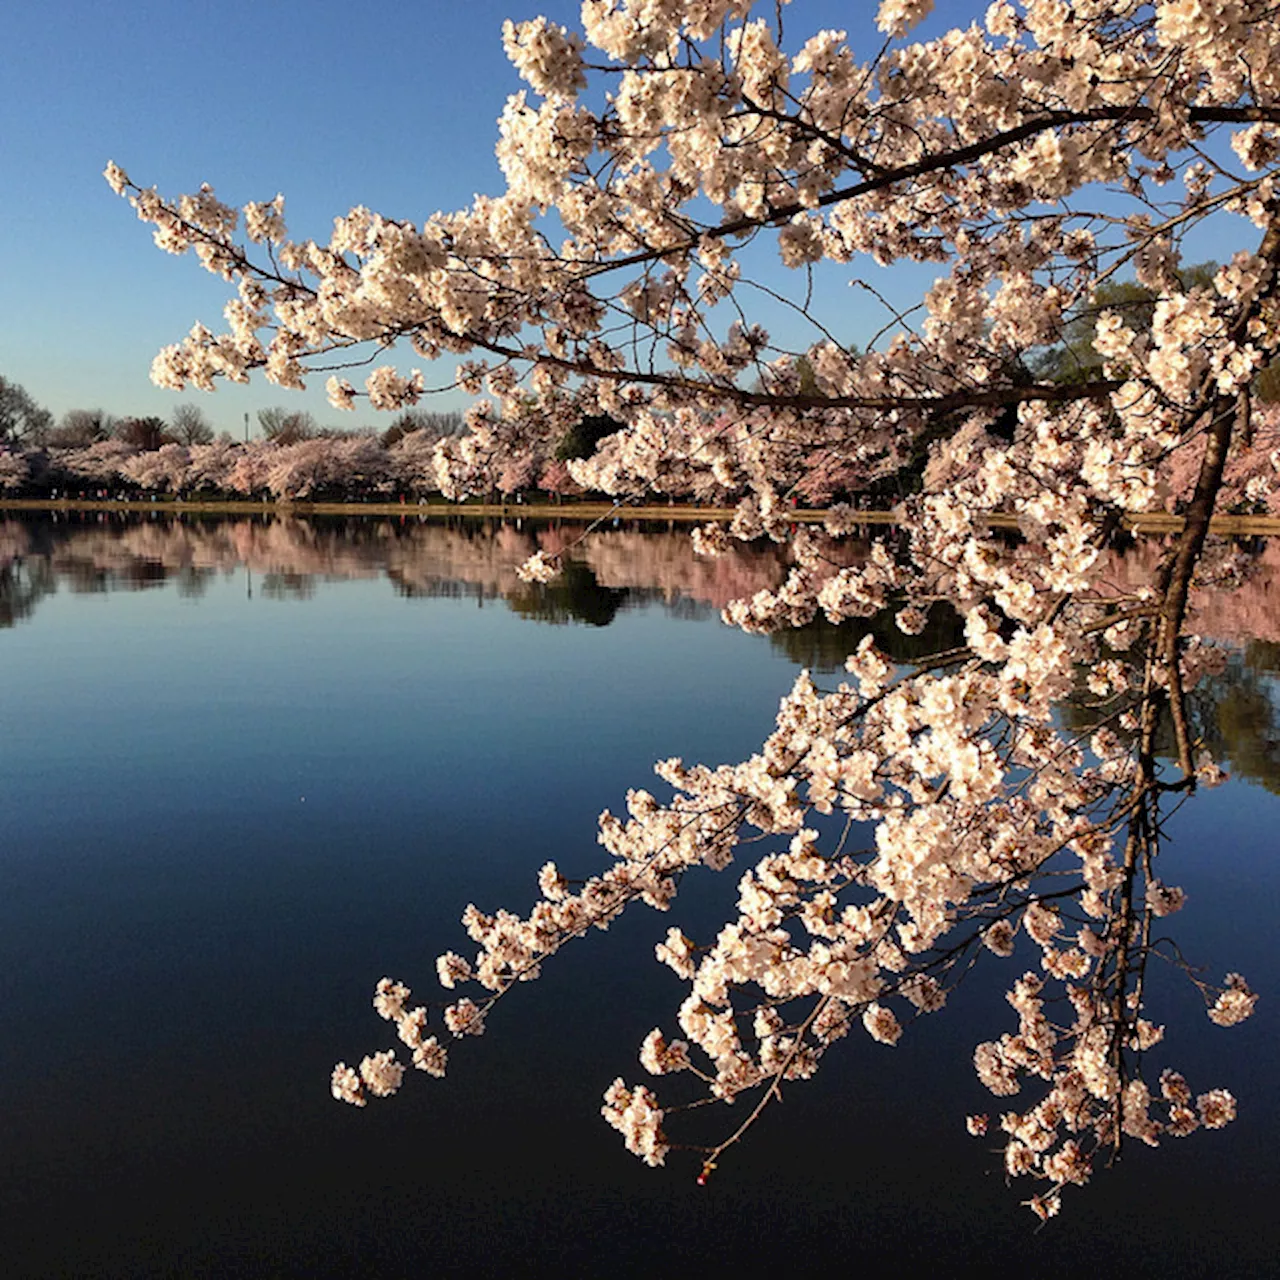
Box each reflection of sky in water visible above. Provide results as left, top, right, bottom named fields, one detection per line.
left=0, top=516, right=1276, bottom=1277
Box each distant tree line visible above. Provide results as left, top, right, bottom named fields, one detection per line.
left=6, top=288, right=1280, bottom=506
left=0, top=381, right=469, bottom=452
left=0, top=381, right=483, bottom=501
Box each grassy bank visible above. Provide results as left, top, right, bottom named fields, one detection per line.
left=3, top=496, right=1280, bottom=536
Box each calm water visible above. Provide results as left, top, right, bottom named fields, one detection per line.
left=0, top=513, right=1276, bottom=1278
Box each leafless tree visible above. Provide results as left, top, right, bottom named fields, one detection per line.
left=0, top=376, right=54, bottom=445
left=47, top=408, right=115, bottom=448
left=170, top=402, right=215, bottom=446
left=258, top=406, right=316, bottom=444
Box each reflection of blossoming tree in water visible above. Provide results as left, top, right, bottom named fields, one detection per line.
left=14, top=510, right=1279, bottom=789
left=1177, top=642, right=1280, bottom=796
left=507, top=558, right=632, bottom=627
left=0, top=556, right=55, bottom=629
left=108, top=0, right=1280, bottom=1219
left=768, top=600, right=966, bottom=672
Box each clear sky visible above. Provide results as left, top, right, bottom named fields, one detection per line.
left=0, top=0, right=1255, bottom=436
left=3, top=0, right=573, bottom=433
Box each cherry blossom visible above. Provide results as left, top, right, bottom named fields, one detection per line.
left=106, top=0, right=1280, bottom=1216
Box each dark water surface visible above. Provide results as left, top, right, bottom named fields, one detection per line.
left=0, top=514, right=1276, bottom=1278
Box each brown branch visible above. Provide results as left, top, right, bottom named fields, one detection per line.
left=1155, top=216, right=1280, bottom=774
left=463, top=331, right=1120, bottom=413
left=575, top=104, right=1280, bottom=281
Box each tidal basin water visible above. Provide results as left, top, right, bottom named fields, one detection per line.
left=0, top=512, right=1277, bottom=1278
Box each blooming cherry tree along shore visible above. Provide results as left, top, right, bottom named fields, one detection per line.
left=110, top=0, right=1275, bottom=1220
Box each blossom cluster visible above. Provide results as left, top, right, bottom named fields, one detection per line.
left=111, top=0, right=1280, bottom=1216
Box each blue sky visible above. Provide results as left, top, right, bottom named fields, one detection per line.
left=3, top=0, right=559, bottom=432
left=0, top=0, right=1259, bottom=435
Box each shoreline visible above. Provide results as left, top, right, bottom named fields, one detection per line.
left=2, top=497, right=1280, bottom=536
